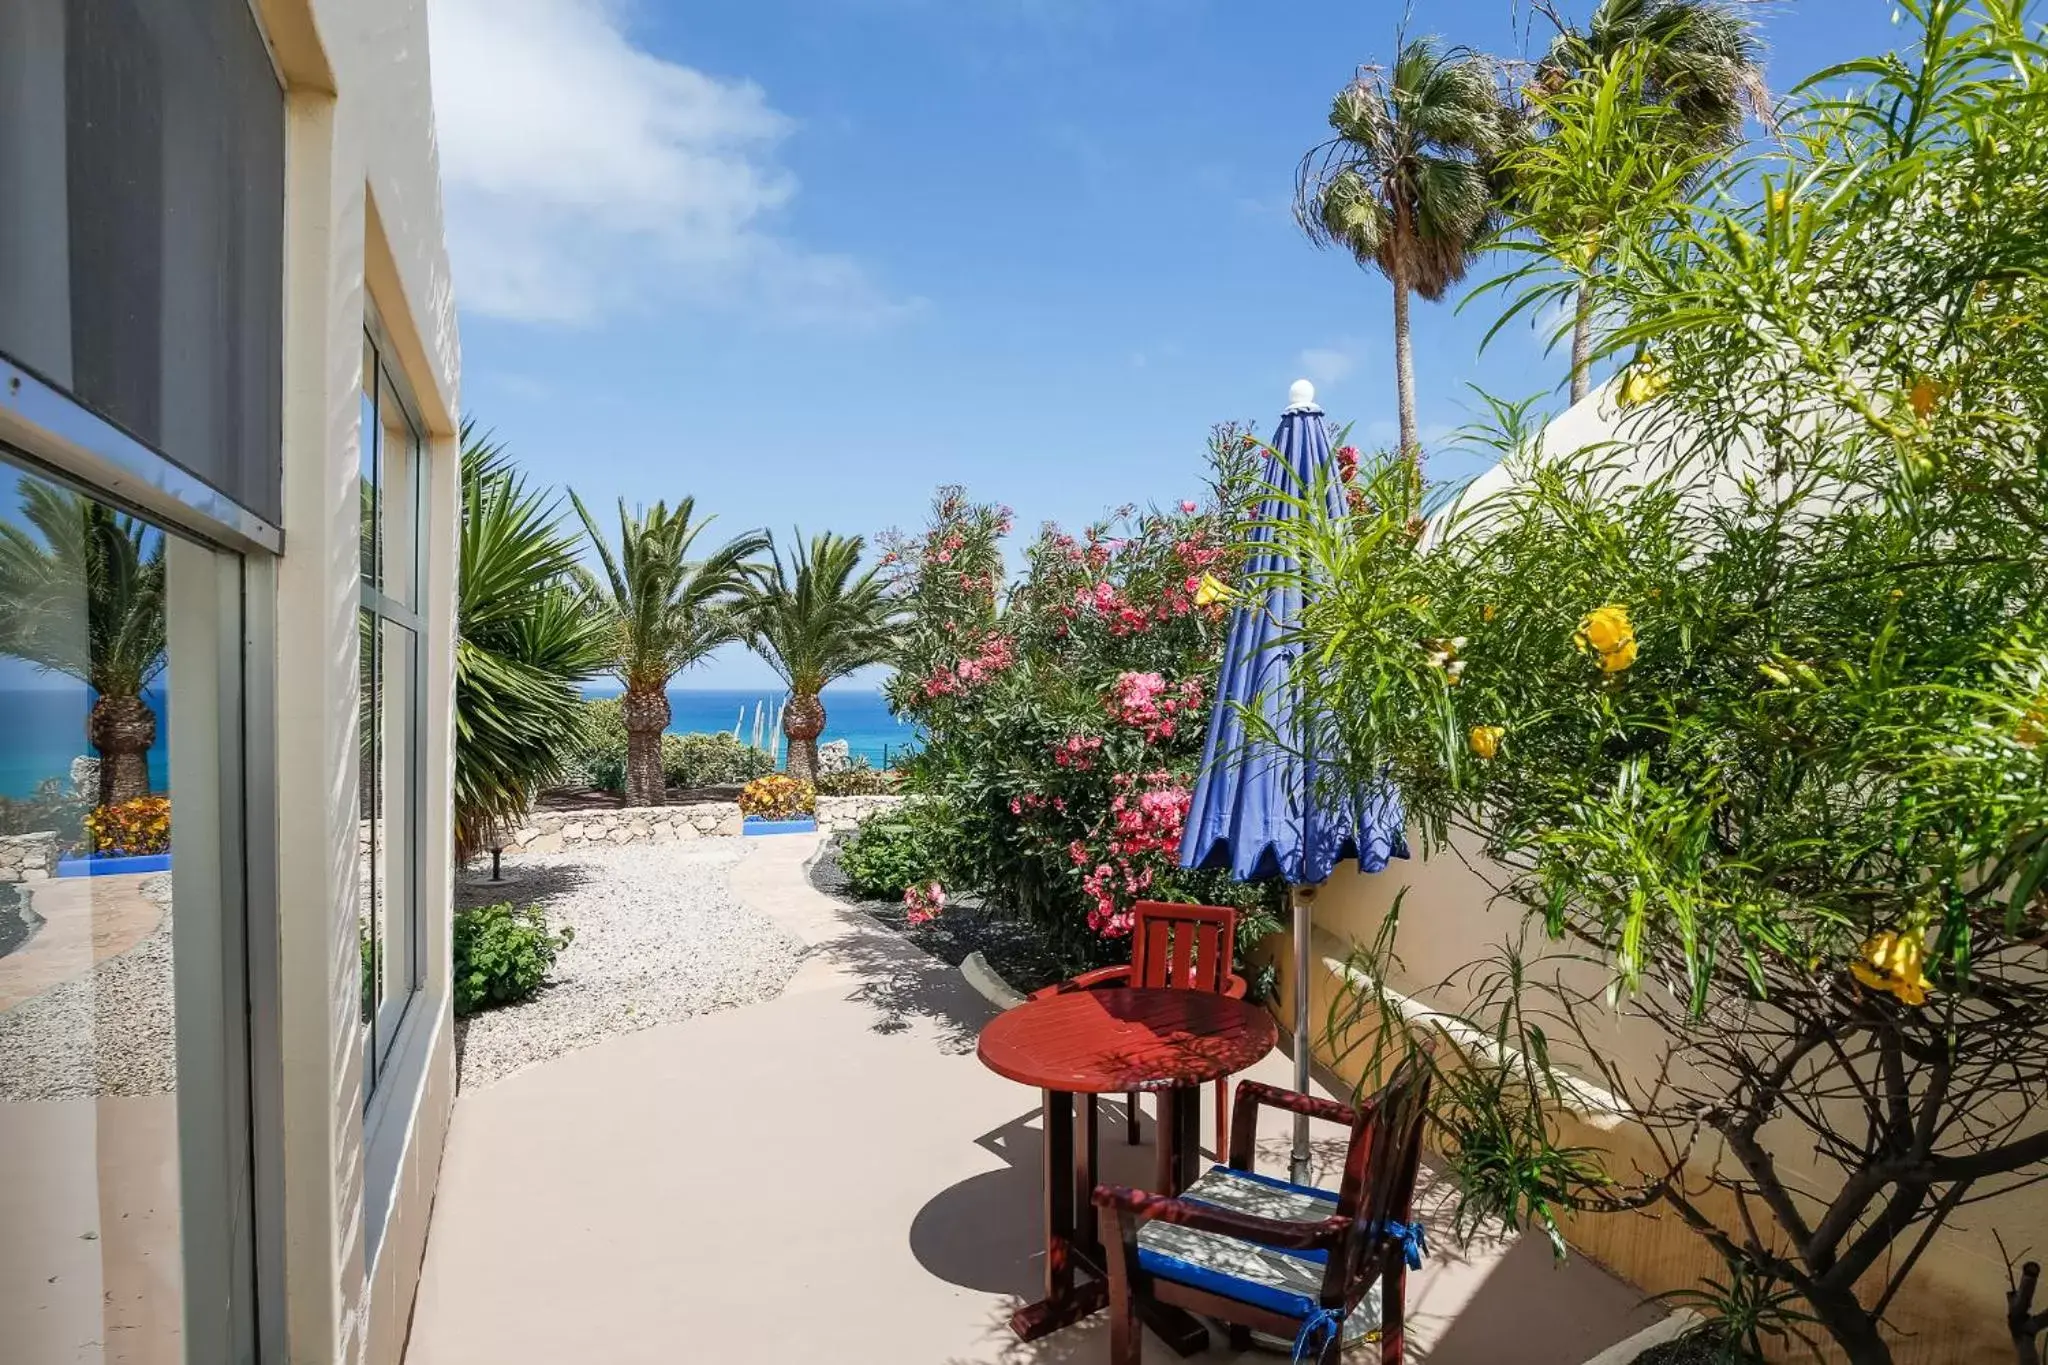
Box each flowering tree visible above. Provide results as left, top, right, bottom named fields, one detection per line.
left=1278, top=8, right=2048, bottom=1360
left=882, top=427, right=1284, bottom=967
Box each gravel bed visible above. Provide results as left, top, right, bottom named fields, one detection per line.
left=806, top=837, right=1106, bottom=995
left=454, top=839, right=803, bottom=1090
left=0, top=874, right=177, bottom=1100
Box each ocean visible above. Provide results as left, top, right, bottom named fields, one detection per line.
left=585, top=684, right=917, bottom=769
left=0, top=686, right=168, bottom=800
left=0, top=685, right=915, bottom=801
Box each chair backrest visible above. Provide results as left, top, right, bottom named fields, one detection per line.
left=1127, top=900, right=1238, bottom=994
left=1322, top=1043, right=1435, bottom=1307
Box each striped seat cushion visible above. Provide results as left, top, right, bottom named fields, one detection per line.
left=1135, top=1166, right=1382, bottom=1328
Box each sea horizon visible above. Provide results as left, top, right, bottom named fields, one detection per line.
left=581, top=683, right=918, bottom=769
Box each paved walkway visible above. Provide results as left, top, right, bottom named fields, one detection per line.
left=405, top=834, right=1661, bottom=1364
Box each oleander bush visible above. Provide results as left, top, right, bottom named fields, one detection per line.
left=737, top=774, right=815, bottom=820
left=882, top=430, right=1285, bottom=966
left=452, top=902, right=574, bottom=1016
left=1282, top=8, right=2048, bottom=1359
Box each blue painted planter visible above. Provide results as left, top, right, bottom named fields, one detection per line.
left=57, top=852, right=173, bottom=877
left=743, top=816, right=818, bottom=837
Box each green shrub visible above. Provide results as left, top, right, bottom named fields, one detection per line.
left=452, top=902, right=573, bottom=1016
left=815, top=761, right=895, bottom=796
left=840, top=805, right=950, bottom=900
left=662, top=730, right=775, bottom=788
left=564, top=697, right=627, bottom=790
left=0, top=778, right=88, bottom=845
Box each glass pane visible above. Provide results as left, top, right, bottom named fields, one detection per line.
left=360, top=337, right=379, bottom=588
left=0, top=458, right=227, bottom=1358
left=372, top=619, right=416, bottom=1060
left=377, top=364, right=419, bottom=609
left=0, top=0, right=284, bottom=523
left=357, top=609, right=379, bottom=1052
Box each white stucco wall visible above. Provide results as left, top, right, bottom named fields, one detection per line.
left=255, top=3, right=459, bottom=1361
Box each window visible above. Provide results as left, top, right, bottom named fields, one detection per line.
left=358, top=328, right=425, bottom=1092
left=0, top=0, right=285, bottom=523
left=0, top=447, right=256, bottom=1361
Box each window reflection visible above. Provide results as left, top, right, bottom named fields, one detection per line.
left=0, top=461, right=192, bottom=1361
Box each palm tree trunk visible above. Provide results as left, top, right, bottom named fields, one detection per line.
left=1390, top=204, right=1420, bottom=486
left=783, top=691, right=825, bottom=785
left=1570, top=277, right=1595, bottom=405
left=620, top=685, right=670, bottom=808
left=88, top=693, right=156, bottom=808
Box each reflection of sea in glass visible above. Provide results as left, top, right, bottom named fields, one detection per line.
left=0, top=465, right=186, bottom=1362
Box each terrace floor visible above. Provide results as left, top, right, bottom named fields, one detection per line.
left=404, top=834, right=1663, bottom=1364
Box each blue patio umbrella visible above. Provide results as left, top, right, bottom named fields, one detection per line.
left=1179, top=378, right=1406, bottom=1182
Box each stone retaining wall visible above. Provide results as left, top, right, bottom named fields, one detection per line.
left=815, top=794, right=908, bottom=834
left=509, top=803, right=742, bottom=855
left=0, top=831, right=57, bottom=883
left=482, top=794, right=910, bottom=856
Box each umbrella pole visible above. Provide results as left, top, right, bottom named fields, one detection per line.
left=1290, top=884, right=1315, bottom=1184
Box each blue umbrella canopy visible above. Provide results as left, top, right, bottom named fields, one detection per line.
left=1179, top=380, right=1407, bottom=885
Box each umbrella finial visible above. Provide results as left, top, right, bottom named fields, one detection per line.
left=1287, top=378, right=1316, bottom=409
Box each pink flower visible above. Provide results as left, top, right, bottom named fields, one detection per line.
left=903, top=880, right=947, bottom=926
left=1179, top=499, right=1199, bottom=514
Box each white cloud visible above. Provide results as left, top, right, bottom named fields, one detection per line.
left=429, top=0, right=915, bottom=327
left=1296, top=343, right=1361, bottom=390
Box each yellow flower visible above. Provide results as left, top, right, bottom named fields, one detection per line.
left=1850, top=927, right=1933, bottom=1006
left=2019, top=701, right=2048, bottom=748
left=1469, top=725, right=1505, bottom=760
left=1617, top=362, right=1670, bottom=409
left=1194, top=573, right=1230, bottom=607
left=1908, top=378, right=1943, bottom=419
left=1767, top=188, right=1791, bottom=215
left=1575, top=604, right=1638, bottom=674
left=1480, top=604, right=1497, bottom=623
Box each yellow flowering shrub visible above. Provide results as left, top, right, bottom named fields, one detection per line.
left=84, top=796, right=172, bottom=856
left=737, top=774, right=815, bottom=820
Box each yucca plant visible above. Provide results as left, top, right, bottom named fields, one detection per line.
left=455, top=424, right=610, bottom=859
left=0, top=480, right=165, bottom=807
left=740, top=531, right=900, bottom=784
left=573, top=495, right=765, bottom=807
left=1296, top=35, right=1514, bottom=473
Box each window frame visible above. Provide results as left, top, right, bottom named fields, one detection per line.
left=357, top=316, right=429, bottom=1098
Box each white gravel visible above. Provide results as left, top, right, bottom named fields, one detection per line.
left=0, top=844, right=802, bottom=1100
left=0, top=875, right=177, bottom=1101
left=453, top=839, right=803, bottom=1090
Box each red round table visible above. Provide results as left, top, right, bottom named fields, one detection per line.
left=977, top=987, right=1279, bottom=1347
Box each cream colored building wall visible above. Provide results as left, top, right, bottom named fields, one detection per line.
left=1263, top=381, right=2043, bottom=1365
left=255, top=2, right=459, bottom=1362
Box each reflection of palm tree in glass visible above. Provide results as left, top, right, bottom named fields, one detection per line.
left=0, top=481, right=166, bottom=807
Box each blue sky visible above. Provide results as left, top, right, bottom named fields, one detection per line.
left=429, top=0, right=1909, bottom=689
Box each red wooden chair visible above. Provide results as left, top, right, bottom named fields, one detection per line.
left=1092, top=1048, right=1434, bottom=1364
left=1030, top=900, right=1244, bottom=1157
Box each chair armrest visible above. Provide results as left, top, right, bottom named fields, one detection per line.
left=1028, top=964, right=1135, bottom=1001
left=1222, top=973, right=1249, bottom=1000
left=1092, top=1182, right=1347, bottom=1254
left=1227, top=1080, right=1363, bottom=1170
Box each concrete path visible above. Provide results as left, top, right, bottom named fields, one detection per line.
left=405, top=834, right=1660, bottom=1364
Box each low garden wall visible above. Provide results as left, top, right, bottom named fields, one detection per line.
left=0, top=831, right=57, bottom=883
left=495, top=794, right=908, bottom=855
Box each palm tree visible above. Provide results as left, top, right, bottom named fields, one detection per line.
left=740, top=531, right=900, bottom=785
left=0, top=481, right=165, bottom=808
left=572, top=495, right=765, bottom=808
left=1533, top=0, right=1765, bottom=402
left=1296, top=37, right=1512, bottom=473
left=455, top=424, right=610, bottom=860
